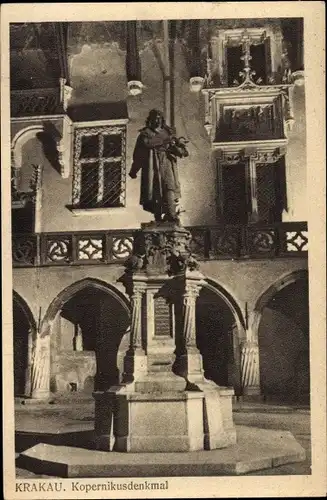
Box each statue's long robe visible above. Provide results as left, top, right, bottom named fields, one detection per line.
left=129, top=127, right=181, bottom=215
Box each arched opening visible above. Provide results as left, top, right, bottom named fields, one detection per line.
left=12, top=128, right=44, bottom=235
left=13, top=292, right=36, bottom=397
left=43, top=279, right=130, bottom=395
left=196, top=282, right=244, bottom=394
left=258, top=275, right=309, bottom=403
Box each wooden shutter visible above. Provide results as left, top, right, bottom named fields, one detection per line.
left=256, top=163, right=276, bottom=222
left=250, top=43, right=267, bottom=84
left=226, top=45, right=243, bottom=86
left=275, top=157, right=288, bottom=214
left=221, top=163, right=247, bottom=224
left=256, top=160, right=287, bottom=223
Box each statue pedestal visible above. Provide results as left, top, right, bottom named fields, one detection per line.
left=111, top=389, right=205, bottom=452
left=94, top=222, right=236, bottom=452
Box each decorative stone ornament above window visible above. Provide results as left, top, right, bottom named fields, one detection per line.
left=127, top=81, right=144, bottom=96
left=189, top=76, right=205, bottom=93
left=71, top=120, right=128, bottom=214
left=202, top=86, right=293, bottom=145
left=201, top=25, right=296, bottom=146
left=59, top=77, right=73, bottom=112
left=208, top=27, right=283, bottom=87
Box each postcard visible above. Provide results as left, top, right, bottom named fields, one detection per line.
left=1, top=2, right=326, bottom=498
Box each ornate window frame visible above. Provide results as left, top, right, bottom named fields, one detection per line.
left=71, top=119, right=129, bottom=215
left=215, top=144, right=287, bottom=224
left=210, top=26, right=283, bottom=87
left=202, top=85, right=294, bottom=143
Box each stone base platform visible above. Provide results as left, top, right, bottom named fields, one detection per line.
left=17, top=425, right=305, bottom=477
left=94, top=385, right=236, bottom=452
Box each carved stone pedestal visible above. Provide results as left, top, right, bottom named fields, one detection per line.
left=94, top=222, right=236, bottom=452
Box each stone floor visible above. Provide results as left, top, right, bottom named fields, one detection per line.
left=14, top=398, right=311, bottom=477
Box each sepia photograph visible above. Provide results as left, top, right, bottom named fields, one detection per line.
left=1, top=2, right=326, bottom=499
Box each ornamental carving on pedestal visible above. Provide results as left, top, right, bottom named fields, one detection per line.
left=124, top=226, right=200, bottom=276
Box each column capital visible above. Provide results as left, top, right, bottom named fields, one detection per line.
left=131, top=284, right=147, bottom=298
left=119, top=272, right=147, bottom=298
left=183, top=282, right=201, bottom=302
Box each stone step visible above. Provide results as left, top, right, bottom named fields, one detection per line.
left=17, top=425, right=306, bottom=478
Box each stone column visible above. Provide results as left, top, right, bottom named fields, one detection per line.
left=175, top=278, right=205, bottom=386
left=24, top=328, right=34, bottom=396
left=240, top=338, right=261, bottom=396
left=122, top=283, right=147, bottom=383
left=130, top=289, right=143, bottom=349
left=73, top=324, right=83, bottom=351
left=30, top=335, right=51, bottom=399
left=183, top=283, right=200, bottom=349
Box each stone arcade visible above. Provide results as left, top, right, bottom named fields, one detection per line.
left=94, top=222, right=236, bottom=452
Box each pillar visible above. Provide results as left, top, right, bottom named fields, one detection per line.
left=30, top=335, right=51, bottom=399
left=122, top=283, right=147, bottom=383
left=240, top=337, right=261, bottom=396
left=174, top=278, right=205, bottom=387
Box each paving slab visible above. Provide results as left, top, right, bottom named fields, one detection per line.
left=18, top=425, right=306, bottom=478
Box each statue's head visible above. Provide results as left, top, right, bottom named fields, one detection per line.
left=146, top=109, right=165, bottom=130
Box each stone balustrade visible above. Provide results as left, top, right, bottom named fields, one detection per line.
left=12, top=222, right=308, bottom=268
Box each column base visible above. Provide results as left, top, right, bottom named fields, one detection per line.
left=31, top=388, right=51, bottom=400
left=122, top=348, right=147, bottom=384
left=242, top=386, right=261, bottom=396
left=173, top=349, right=205, bottom=387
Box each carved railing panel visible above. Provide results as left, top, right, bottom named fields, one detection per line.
left=246, top=226, right=278, bottom=257
left=111, top=235, right=134, bottom=260
left=187, top=227, right=211, bottom=259
left=210, top=225, right=242, bottom=258
left=42, top=234, right=72, bottom=265
left=12, top=234, right=38, bottom=267
left=278, top=224, right=309, bottom=256
left=11, top=89, right=61, bottom=117
left=76, top=235, right=104, bottom=262
left=12, top=223, right=308, bottom=267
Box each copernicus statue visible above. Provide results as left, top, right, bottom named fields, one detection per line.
left=129, top=109, right=189, bottom=223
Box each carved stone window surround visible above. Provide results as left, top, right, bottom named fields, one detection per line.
left=216, top=143, right=287, bottom=224
left=212, top=139, right=288, bottom=158
left=202, top=85, right=294, bottom=141
left=72, top=119, right=128, bottom=212
left=210, top=26, right=283, bottom=87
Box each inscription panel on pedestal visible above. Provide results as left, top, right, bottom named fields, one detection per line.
left=154, top=296, right=171, bottom=337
